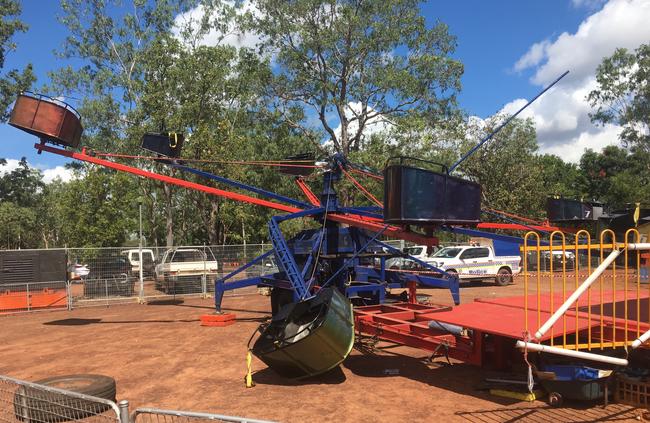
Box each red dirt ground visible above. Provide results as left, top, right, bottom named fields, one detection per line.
left=0, top=279, right=647, bottom=422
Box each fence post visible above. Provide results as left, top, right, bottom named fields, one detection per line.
left=66, top=281, right=72, bottom=310
left=202, top=243, right=207, bottom=298
left=26, top=283, right=30, bottom=312
left=119, top=400, right=130, bottom=423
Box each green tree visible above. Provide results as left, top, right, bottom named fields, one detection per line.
left=252, top=0, right=463, bottom=155
left=0, top=157, right=44, bottom=207
left=588, top=43, right=650, bottom=153
left=456, top=117, right=545, bottom=219
left=52, top=168, right=140, bottom=247
left=136, top=23, right=316, bottom=245
left=50, top=0, right=200, bottom=247
left=537, top=154, right=582, bottom=200
left=578, top=145, right=649, bottom=207
left=0, top=0, right=35, bottom=120
left=0, top=158, right=44, bottom=248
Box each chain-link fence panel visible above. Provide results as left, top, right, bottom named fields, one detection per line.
left=0, top=375, right=120, bottom=423
left=3, top=239, right=425, bottom=310
left=132, top=408, right=275, bottom=423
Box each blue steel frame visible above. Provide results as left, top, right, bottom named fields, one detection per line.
left=166, top=156, right=543, bottom=312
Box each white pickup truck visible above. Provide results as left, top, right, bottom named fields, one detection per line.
left=154, top=248, right=219, bottom=294
left=427, top=245, right=521, bottom=286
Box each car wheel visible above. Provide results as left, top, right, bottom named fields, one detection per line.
left=495, top=268, right=513, bottom=286
left=548, top=392, right=563, bottom=407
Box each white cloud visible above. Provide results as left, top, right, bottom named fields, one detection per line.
left=172, top=2, right=263, bottom=50
left=0, top=158, right=21, bottom=174
left=538, top=124, right=621, bottom=162
left=331, top=102, right=394, bottom=146
left=0, top=159, right=76, bottom=184
left=571, top=0, right=608, bottom=9
left=41, top=166, right=75, bottom=184
left=510, top=0, right=650, bottom=161
left=514, top=40, right=551, bottom=72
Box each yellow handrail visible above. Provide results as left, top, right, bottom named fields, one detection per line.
left=575, top=230, right=591, bottom=350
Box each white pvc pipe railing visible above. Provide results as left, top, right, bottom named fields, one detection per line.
left=534, top=249, right=621, bottom=340
left=516, top=341, right=629, bottom=366
left=631, top=329, right=650, bottom=349
left=626, top=243, right=650, bottom=250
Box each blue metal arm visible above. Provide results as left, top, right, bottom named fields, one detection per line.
left=339, top=207, right=384, bottom=220
left=449, top=70, right=569, bottom=173
left=169, top=163, right=313, bottom=209
left=440, top=226, right=549, bottom=246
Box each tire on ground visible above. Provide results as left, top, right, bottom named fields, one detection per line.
left=14, top=374, right=116, bottom=423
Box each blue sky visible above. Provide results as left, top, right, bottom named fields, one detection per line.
left=1, top=0, right=648, bottom=179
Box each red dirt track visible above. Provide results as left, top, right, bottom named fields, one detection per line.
left=0, top=281, right=646, bottom=422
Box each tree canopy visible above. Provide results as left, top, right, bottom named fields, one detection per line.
left=252, top=0, right=463, bottom=155
left=588, top=43, right=650, bottom=154
left=0, top=0, right=34, bottom=120
left=2, top=1, right=648, bottom=250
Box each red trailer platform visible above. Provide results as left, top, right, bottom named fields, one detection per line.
left=354, top=291, right=650, bottom=368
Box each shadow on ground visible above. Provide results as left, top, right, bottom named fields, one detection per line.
left=455, top=403, right=641, bottom=422
left=43, top=317, right=199, bottom=325
left=252, top=366, right=346, bottom=386
left=343, top=351, right=520, bottom=406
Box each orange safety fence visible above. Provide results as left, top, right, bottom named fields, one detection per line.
left=523, top=229, right=649, bottom=351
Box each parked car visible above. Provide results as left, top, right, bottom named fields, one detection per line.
left=428, top=245, right=521, bottom=286
left=385, top=245, right=440, bottom=269
left=526, top=250, right=576, bottom=272
left=251, top=257, right=279, bottom=276
left=121, top=249, right=156, bottom=276
left=67, top=262, right=90, bottom=280
left=84, top=255, right=135, bottom=297
left=154, top=248, right=219, bottom=294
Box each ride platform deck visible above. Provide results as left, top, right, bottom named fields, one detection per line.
left=354, top=290, right=650, bottom=367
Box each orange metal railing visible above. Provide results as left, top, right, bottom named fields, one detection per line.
left=522, top=229, right=648, bottom=351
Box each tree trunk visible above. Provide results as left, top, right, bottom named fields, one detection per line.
left=164, top=183, right=174, bottom=247
left=208, top=197, right=220, bottom=245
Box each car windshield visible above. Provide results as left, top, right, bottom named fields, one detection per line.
left=432, top=247, right=461, bottom=258
left=172, top=250, right=205, bottom=262
left=404, top=247, right=424, bottom=256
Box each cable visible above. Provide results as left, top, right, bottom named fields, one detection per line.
left=340, top=165, right=383, bottom=207
left=483, top=207, right=544, bottom=225
left=350, top=167, right=384, bottom=181
left=92, top=152, right=320, bottom=168
left=309, top=174, right=332, bottom=281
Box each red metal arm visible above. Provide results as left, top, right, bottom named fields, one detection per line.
left=477, top=222, right=575, bottom=233
left=294, top=177, right=320, bottom=206
left=38, top=144, right=439, bottom=246
left=36, top=144, right=302, bottom=213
